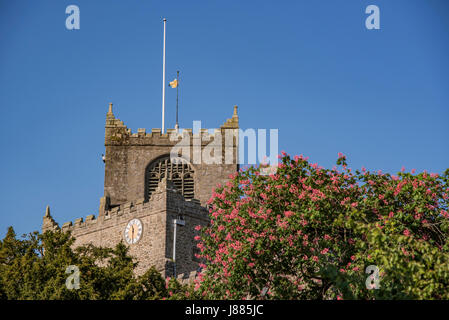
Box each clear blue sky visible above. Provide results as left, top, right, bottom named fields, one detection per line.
left=1, top=0, right=448, bottom=238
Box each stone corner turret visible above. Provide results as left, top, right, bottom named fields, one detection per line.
left=42, top=205, right=59, bottom=233
left=221, top=105, right=239, bottom=129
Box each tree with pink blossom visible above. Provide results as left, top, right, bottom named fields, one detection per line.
left=192, top=153, right=449, bottom=300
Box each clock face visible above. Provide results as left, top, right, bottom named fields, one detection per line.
left=124, top=219, right=143, bottom=244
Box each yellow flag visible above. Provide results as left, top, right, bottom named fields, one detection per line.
left=169, top=79, right=178, bottom=88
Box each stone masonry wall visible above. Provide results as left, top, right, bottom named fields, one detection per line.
left=45, top=179, right=210, bottom=277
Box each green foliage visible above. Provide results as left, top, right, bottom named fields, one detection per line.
left=0, top=228, right=173, bottom=300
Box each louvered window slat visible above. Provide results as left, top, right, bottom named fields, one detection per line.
left=145, top=156, right=195, bottom=200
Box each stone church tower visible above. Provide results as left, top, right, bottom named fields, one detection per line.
left=42, top=104, right=239, bottom=279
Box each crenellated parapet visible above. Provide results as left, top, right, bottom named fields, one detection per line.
left=51, top=178, right=209, bottom=235
left=104, top=103, right=239, bottom=147
left=60, top=213, right=98, bottom=233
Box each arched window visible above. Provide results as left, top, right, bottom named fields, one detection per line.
left=145, top=155, right=194, bottom=201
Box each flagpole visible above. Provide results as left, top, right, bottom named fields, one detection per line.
left=161, top=18, right=167, bottom=134
left=175, top=70, right=179, bottom=131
